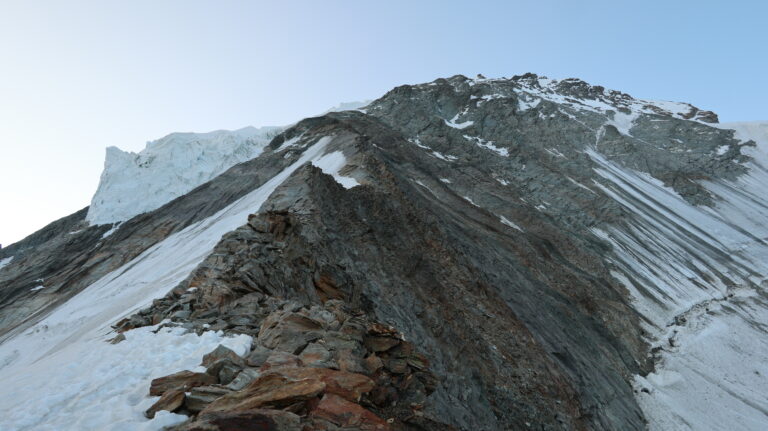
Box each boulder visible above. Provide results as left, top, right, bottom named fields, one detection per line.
left=201, top=372, right=326, bottom=414
left=107, top=333, right=126, bottom=344
left=149, top=370, right=217, bottom=396
left=363, top=354, right=384, bottom=374
left=185, top=386, right=233, bottom=413
left=299, top=342, right=336, bottom=368
left=336, top=348, right=367, bottom=374
left=260, top=351, right=303, bottom=371
left=180, top=408, right=301, bottom=431
left=277, top=367, right=375, bottom=402
left=246, top=345, right=272, bottom=367
left=363, top=335, right=400, bottom=353
left=258, top=311, right=325, bottom=354
left=218, top=361, right=244, bottom=386
left=145, top=389, right=185, bottom=418
left=310, top=393, right=390, bottom=430
left=226, top=368, right=262, bottom=391
left=202, top=345, right=244, bottom=367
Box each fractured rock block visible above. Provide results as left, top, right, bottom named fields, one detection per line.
left=180, top=408, right=301, bottom=431
left=310, top=393, right=390, bottom=430
left=202, top=372, right=326, bottom=413
left=202, top=344, right=244, bottom=368
left=149, top=370, right=217, bottom=396
left=145, top=389, right=185, bottom=419
left=185, top=385, right=233, bottom=413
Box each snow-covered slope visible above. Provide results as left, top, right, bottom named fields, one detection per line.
left=589, top=121, right=768, bottom=430
left=86, top=126, right=282, bottom=225
left=0, top=137, right=338, bottom=430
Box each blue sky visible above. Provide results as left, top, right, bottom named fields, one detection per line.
left=1, top=0, right=766, bottom=245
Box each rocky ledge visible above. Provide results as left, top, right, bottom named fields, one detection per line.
left=126, top=298, right=451, bottom=431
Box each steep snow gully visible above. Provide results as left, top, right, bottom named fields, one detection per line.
left=0, top=72, right=767, bottom=430
left=593, top=121, right=768, bottom=430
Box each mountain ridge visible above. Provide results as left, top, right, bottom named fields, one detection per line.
left=1, top=74, right=767, bottom=430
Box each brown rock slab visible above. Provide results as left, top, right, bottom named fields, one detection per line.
left=149, top=370, right=217, bottom=396
left=363, top=336, right=401, bottom=353
left=258, top=311, right=325, bottom=353
left=299, top=342, right=335, bottom=368
left=185, top=386, right=233, bottom=413
left=180, top=408, right=301, bottom=431
left=368, top=323, right=399, bottom=337
left=311, top=393, right=390, bottom=430
left=246, top=345, right=272, bottom=367
left=226, top=367, right=262, bottom=391
left=206, top=358, right=243, bottom=385
left=335, top=347, right=367, bottom=374
left=202, top=345, right=244, bottom=368
left=363, top=354, right=384, bottom=374
left=202, top=372, right=326, bottom=414
left=278, top=367, right=375, bottom=402
left=260, top=351, right=303, bottom=371
left=406, top=353, right=429, bottom=370
left=145, top=389, right=185, bottom=419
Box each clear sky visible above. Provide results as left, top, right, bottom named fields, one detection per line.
left=1, top=0, right=766, bottom=246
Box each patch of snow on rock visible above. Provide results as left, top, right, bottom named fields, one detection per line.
left=311, top=150, right=360, bottom=189
left=0, top=256, right=12, bottom=271
left=499, top=216, right=523, bottom=232
left=463, top=135, right=509, bottom=157
left=444, top=110, right=474, bottom=129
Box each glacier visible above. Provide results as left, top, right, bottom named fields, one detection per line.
left=86, top=126, right=282, bottom=225
left=86, top=101, right=371, bottom=226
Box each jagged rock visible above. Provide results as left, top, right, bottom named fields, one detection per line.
left=405, top=353, right=428, bottom=371
left=208, top=321, right=229, bottom=332
left=367, top=323, right=399, bottom=338
left=145, top=389, right=185, bottom=419
left=310, top=393, right=389, bottom=430
left=258, top=310, right=326, bottom=354
left=202, top=345, right=243, bottom=367
left=201, top=372, right=326, bottom=413
left=178, top=408, right=301, bottom=431
left=299, top=342, right=336, bottom=368
left=227, top=316, right=255, bottom=327
left=363, top=355, right=384, bottom=374
left=185, top=386, right=233, bottom=413
left=260, top=351, right=303, bottom=370
left=245, top=345, right=272, bottom=367
left=210, top=360, right=243, bottom=385
left=107, top=333, right=125, bottom=344
left=172, top=310, right=191, bottom=320
left=363, top=336, right=400, bottom=353
left=149, top=370, right=217, bottom=396
left=276, top=367, right=375, bottom=402
left=402, top=412, right=459, bottom=431
left=226, top=368, right=261, bottom=391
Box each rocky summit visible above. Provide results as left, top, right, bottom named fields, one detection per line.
left=1, top=74, right=768, bottom=431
